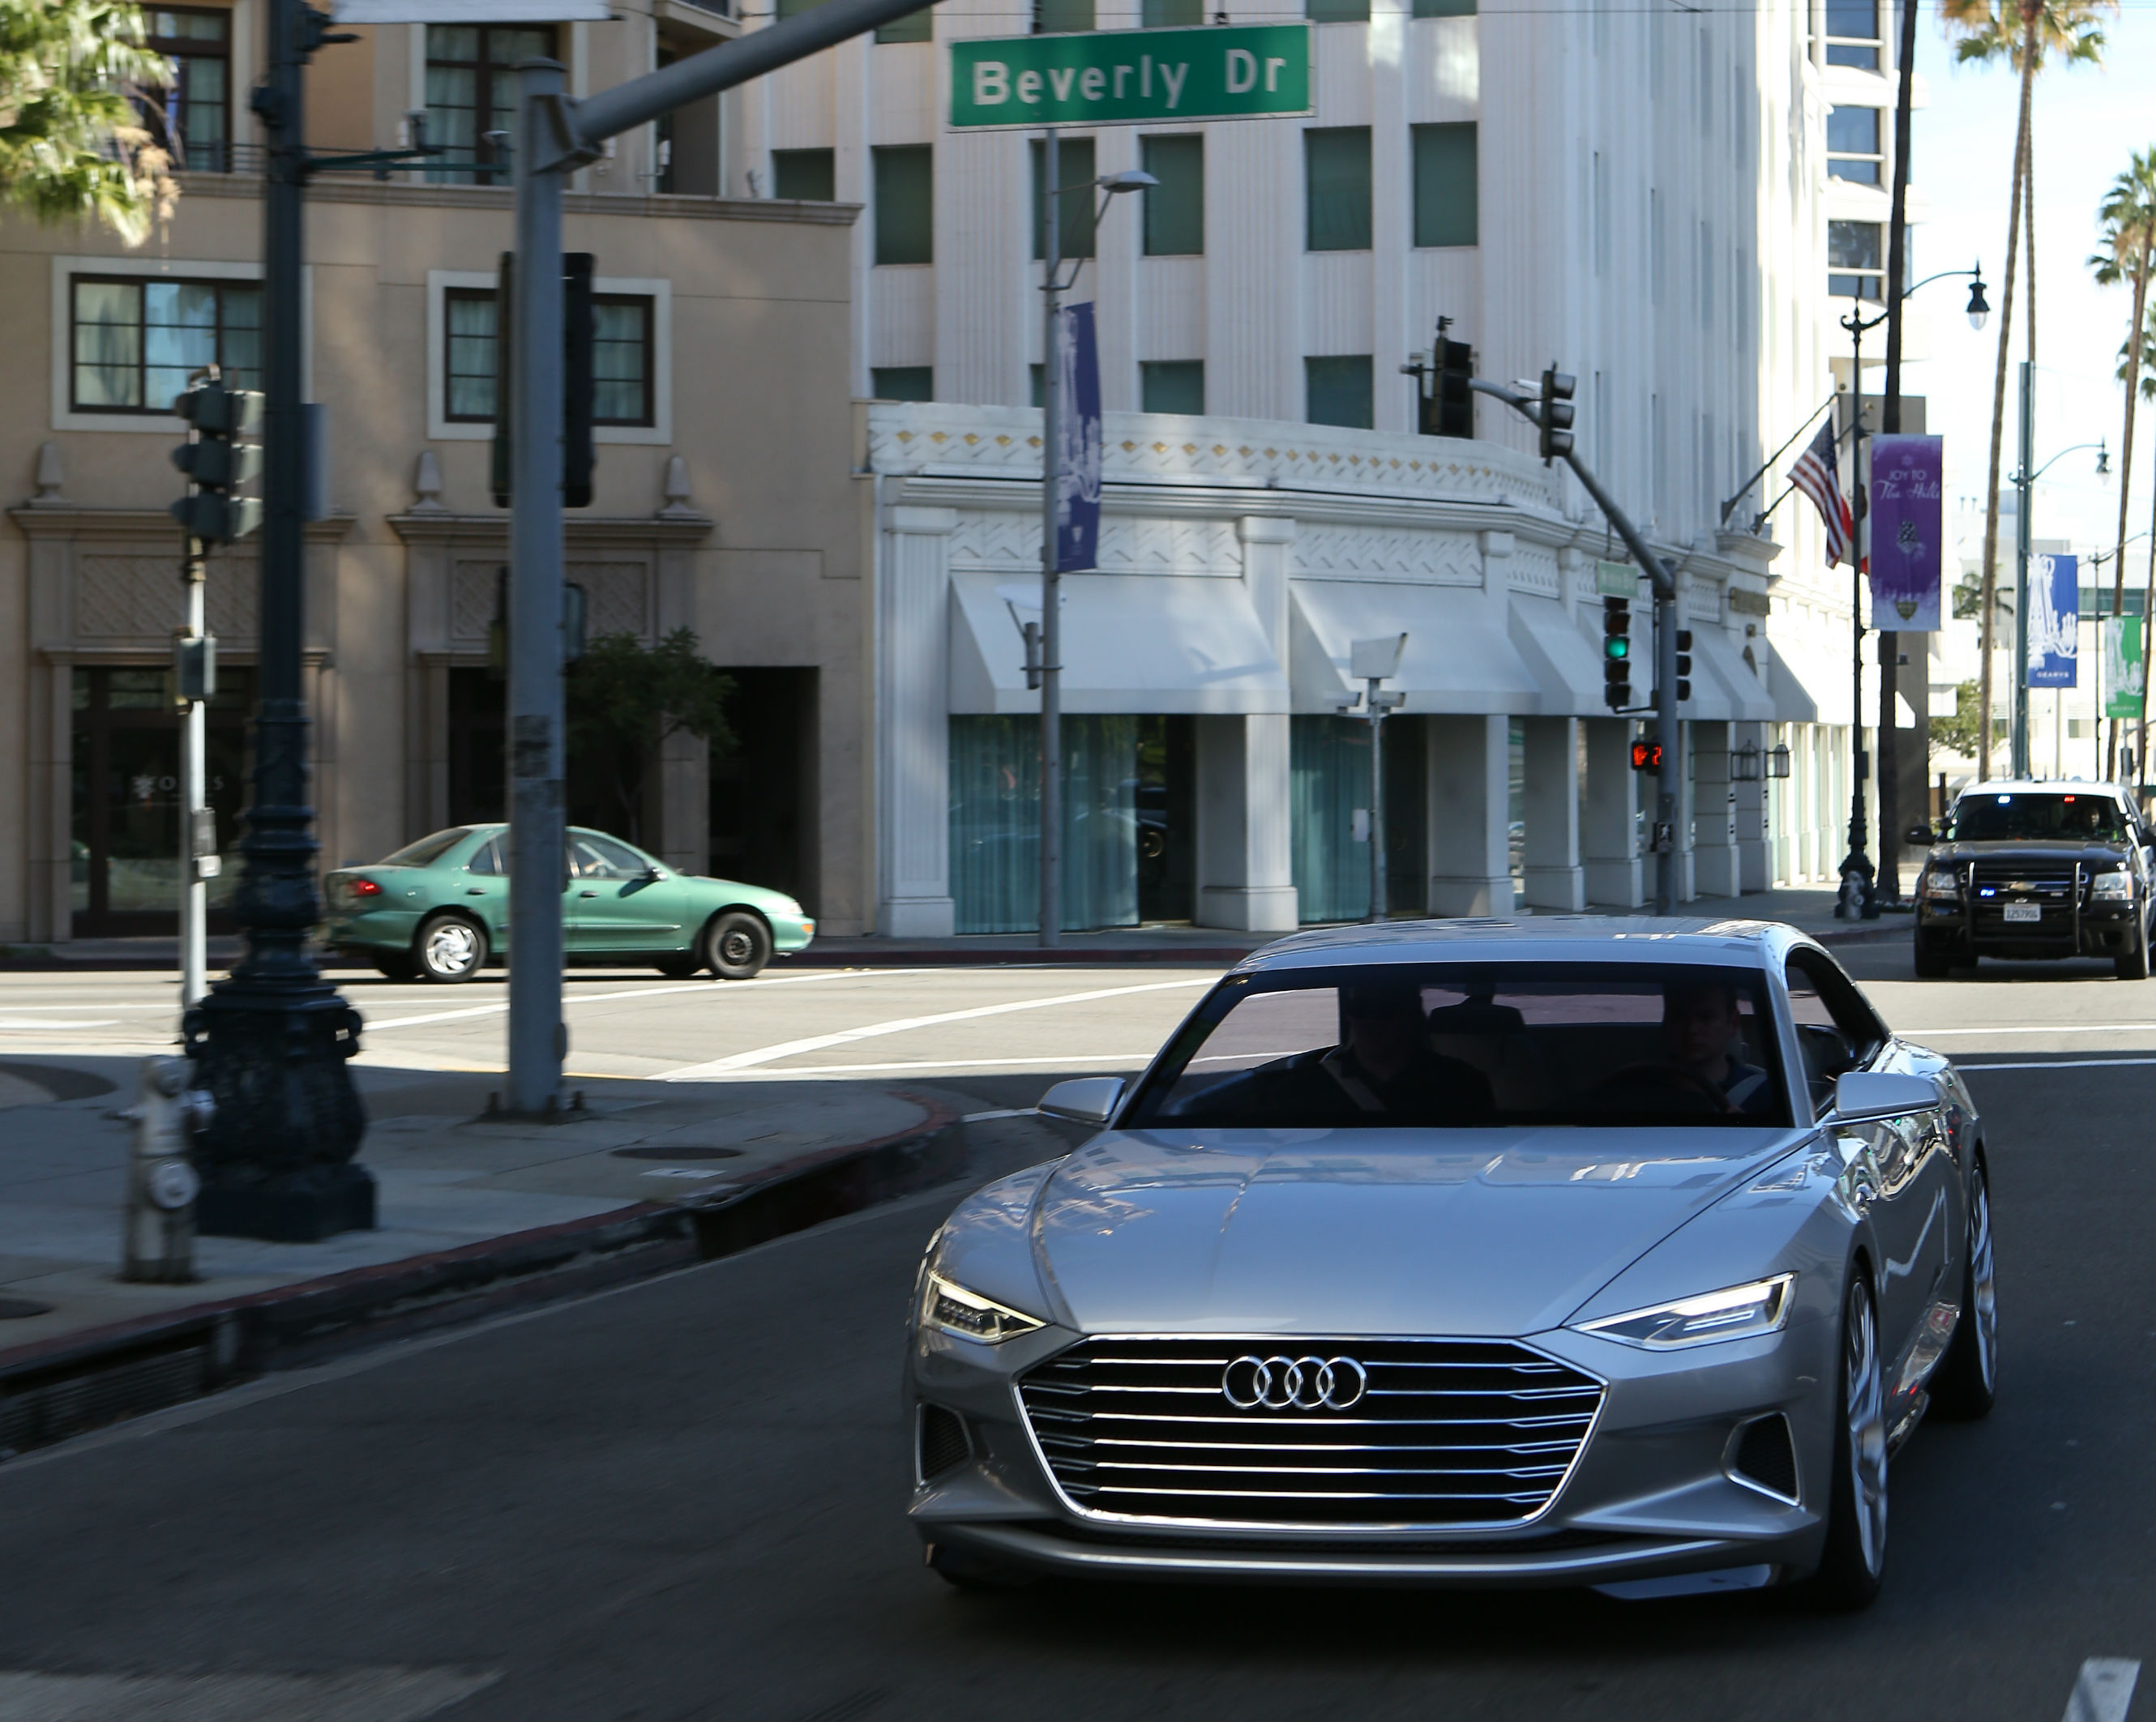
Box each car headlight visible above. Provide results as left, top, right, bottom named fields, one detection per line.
left=1575, top=1274, right=1795, bottom=1349
left=921, top=1271, right=1046, bottom=1344
left=1922, top=868, right=1962, bottom=900
left=2091, top=868, right=2133, bottom=900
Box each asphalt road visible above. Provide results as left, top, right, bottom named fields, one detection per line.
left=0, top=942, right=2150, bottom=1721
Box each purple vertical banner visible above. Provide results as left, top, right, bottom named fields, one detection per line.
left=1867, top=434, right=1943, bottom=630
left=1054, top=301, right=1102, bottom=573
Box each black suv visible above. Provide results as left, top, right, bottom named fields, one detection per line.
left=1909, top=781, right=2156, bottom=979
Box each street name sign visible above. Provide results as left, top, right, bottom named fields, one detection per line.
left=949, top=25, right=1311, bottom=129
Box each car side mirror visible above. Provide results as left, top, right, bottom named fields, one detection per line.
left=1833, top=1070, right=1940, bottom=1125
left=1038, top=1076, right=1126, bottom=1126
left=643, top=865, right=664, bottom=882
left=1905, top=825, right=1936, bottom=846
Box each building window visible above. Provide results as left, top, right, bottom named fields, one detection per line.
left=1142, top=361, right=1205, bottom=414
left=1142, top=0, right=1202, bottom=22
left=1306, top=356, right=1373, bottom=429
left=1827, top=105, right=1883, bottom=184
left=772, top=147, right=836, bottom=201
left=873, top=144, right=933, bottom=265
left=426, top=24, right=555, bottom=182
left=875, top=3, right=932, bottom=41
left=143, top=8, right=231, bottom=173
left=1305, top=127, right=1371, bottom=252
left=1411, top=0, right=1475, bottom=15
left=1036, top=0, right=1094, bottom=29
left=70, top=275, right=261, bottom=413
left=1031, top=136, right=1097, bottom=261
left=872, top=366, right=934, bottom=401
left=1141, top=135, right=1204, bottom=256
left=441, top=288, right=654, bottom=425
left=1410, top=122, right=1476, bottom=248
left=1829, top=219, right=1884, bottom=300
left=1030, top=362, right=1043, bottom=408
left=1824, top=0, right=1879, bottom=66
left=1307, top=0, right=1369, bottom=22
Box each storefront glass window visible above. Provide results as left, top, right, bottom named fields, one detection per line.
left=948, top=715, right=1141, bottom=934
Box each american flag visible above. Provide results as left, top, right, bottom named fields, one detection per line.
left=1790, top=418, right=1855, bottom=566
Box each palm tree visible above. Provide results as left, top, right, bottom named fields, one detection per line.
left=2091, top=151, right=2156, bottom=774
left=1940, top=0, right=2111, bottom=780
left=2130, top=302, right=2156, bottom=780
left=0, top=0, right=175, bottom=244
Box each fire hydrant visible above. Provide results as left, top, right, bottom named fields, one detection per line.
left=122, top=1056, right=211, bottom=1284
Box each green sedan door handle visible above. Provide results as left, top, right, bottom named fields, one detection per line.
left=579, top=890, right=598, bottom=898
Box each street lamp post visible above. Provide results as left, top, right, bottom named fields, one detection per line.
left=1333, top=635, right=1407, bottom=925
left=1036, top=145, right=1152, bottom=950
left=2007, top=396, right=2111, bottom=779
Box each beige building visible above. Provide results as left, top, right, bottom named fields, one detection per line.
left=0, top=0, right=879, bottom=946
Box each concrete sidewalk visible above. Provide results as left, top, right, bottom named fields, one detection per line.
left=0, top=1056, right=965, bottom=1375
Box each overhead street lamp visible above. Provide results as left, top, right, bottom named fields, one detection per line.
left=1833, top=262, right=1987, bottom=921
left=1035, top=143, right=1152, bottom=951
left=2008, top=417, right=2110, bottom=779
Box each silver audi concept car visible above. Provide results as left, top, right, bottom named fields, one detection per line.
left=905, top=920, right=1996, bottom=1607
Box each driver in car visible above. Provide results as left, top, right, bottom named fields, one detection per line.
left=1306, top=978, right=1495, bottom=1121
left=1661, top=979, right=1773, bottom=1115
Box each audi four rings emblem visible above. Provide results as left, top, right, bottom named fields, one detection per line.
left=1221, top=1354, right=1368, bottom=1411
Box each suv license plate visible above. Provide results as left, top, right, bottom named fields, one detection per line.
left=2004, top=901, right=2041, bottom=924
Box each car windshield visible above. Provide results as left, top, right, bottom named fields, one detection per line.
left=378, top=827, right=469, bottom=868
left=1947, top=793, right=2128, bottom=843
left=1123, top=961, right=1790, bottom=1130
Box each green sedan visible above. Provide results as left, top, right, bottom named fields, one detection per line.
left=321, top=823, right=815, bottom=983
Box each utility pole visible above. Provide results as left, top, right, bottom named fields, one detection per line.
left=176, top=543, right=214, bottom=1008
left=1340, top=635, right=1405, bottom=925
left=1877, top=0, right=1919, bottom=904
left=2013, top=359, right=2034, bottom=778
left=1038, top=125, right=1063, bottom=952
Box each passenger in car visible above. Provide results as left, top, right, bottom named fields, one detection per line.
left=1661, top=978, right=1774, bottom=1114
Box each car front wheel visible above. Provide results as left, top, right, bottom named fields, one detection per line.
left=1801, top=1272, right=1888, bottom=1610
left=2115, top=912, right=2150, bottom=981
left=1931, top=1163, right=1998, bottom=1419
left=700, top=911, right=772, bottom=981
left=413, top=912, right=487, bottom=983
left=1913, top=936, right=1951, bottom=980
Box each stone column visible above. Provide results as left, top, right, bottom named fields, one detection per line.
left=1581, top=716, right=1642, bottom=908
left=1195, top=715, right=1298, bottom=931
left=878, top=505, right=956, bottom=936
left=1520, top=716, right=1584, bottom=910
left=1692, top=719, right=1740, bottom=898
left=1427, top=714, right=1512, bottom=916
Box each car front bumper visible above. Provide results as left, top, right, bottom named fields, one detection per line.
left=905, top=1318, right=1835, bottom=1591
left=1918, top=895, right=2141, bottom=959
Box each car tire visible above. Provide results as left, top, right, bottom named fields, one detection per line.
left=700, top=911, right=772, bottom=981
left=2115, top=914, right=2150, bottom=981
left=413, top=912, right=487, bottom=983
left=374, top=953, right=418, bottom=981
left=1799, top=1271, right=1888, bottom=1612
left=653, top=952, right=702, bottom=979
left=1930, top=1162, right=1999, bottom=1421
left=1913, top=937, right=1951, bottom=980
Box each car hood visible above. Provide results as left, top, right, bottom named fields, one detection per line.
left=1029, top=1126, right=1811, bottom=1339
left=1926, top=839, right=2131, bottom=867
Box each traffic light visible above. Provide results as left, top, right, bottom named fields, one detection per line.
left=1675, top=629, right=1693, bottom=703
left=1630, top=737, right=1664, bottom=772
left=1537, top=365, right=1576, bottom=464
left=491, top=250, right=598, bottom=510
left=1435, top=337, right=1474, bottom=438
left=169, top=378, right=263, bottom=544
left=1602, top=595, right=1633, bottom=710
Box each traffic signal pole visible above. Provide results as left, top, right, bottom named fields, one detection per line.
left=498, top=0, right=948, bottom=1110
left=1472, top=377, right=1680, bottom=916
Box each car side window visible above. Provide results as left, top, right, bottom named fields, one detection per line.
left=1785, top=953, right=1887, bottom=1117
left=572, top=834, right=648, bottom=880
left=466, top=836, right=504, bottom=876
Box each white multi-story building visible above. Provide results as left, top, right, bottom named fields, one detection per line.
left=664, top=0, right=1927, bottom=931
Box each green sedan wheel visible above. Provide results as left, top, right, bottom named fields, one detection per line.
left=414, top=912, right=488, bottom=983
left=701, top=911, right=772, bottom=981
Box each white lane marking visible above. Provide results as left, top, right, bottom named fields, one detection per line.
left=1906, top=1023, right=2156, bottom=1037
left=656, top=977, right=1213, bottom=1081
left=1957, top=1058, right=2156, bottom=1072
left=0, top=1019, right=120, bottom=1030
left=364, top=967, right=935, bottom=1032
left=0, top=1667, right=499, bottom=1720
left=2062, top=1658, right=2140, bottom=1722
left=729, top=1051, right=1161, bottom=1077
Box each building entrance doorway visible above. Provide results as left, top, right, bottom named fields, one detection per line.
left=71, top=665, right=254, bottom=937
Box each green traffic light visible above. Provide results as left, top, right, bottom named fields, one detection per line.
left=1604, top=638, right=1629, bottom=660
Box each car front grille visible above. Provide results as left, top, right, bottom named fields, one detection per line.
left=1017, top=1335, right=1605, bottom=1531
left=1969, top=861, right=2081, bottom=931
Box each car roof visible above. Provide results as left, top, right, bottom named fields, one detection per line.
left=1957, top=780, right=2130, bottom=801
left=1234, top=916, right=1803, bottom=976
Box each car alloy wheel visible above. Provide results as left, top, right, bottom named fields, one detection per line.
left=701, top=911, right=772, bottom=981
left=1801, top=1274, right=1888, bottom=1609
left=414, top=913, right=486, bottom=983
left=1932, top=1166, right=1999, bottom=1419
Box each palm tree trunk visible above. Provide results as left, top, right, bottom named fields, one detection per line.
left=2141, top=440, right=2156, bottom=790
left=2108, top=241, right=2150, bottom=779
left=1977, top=47, right=2034, bottom=783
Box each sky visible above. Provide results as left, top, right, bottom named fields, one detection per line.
left=1905, top=0, right=2156, bottom=571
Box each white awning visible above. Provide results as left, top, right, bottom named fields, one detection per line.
left=948, top=571, right=1288, bottom=715
left=1508, top=595, right=1609, bottom=716
left=1690, top=626, right=1777, bottom=722
left=1290, top=583, right=1541, bottom=714
left=1768, top=642, right=1823, bottom=724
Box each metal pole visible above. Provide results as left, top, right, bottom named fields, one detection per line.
left=1038, top=126, right=1063, bottom=951
left=179, top=545, right=207, bottom=1008
left=507, top=58, right=569, bottom=1113
left=182, top=0, right=368, bottom=1241
left=1367, top=680, right=1386, bottom=925
left=2013, top=359, right=2034, bottom=779
left=1846, top=319, right=1875, bottom=915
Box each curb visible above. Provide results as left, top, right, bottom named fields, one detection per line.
left=0, top=1093, right=964, bottom=1462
